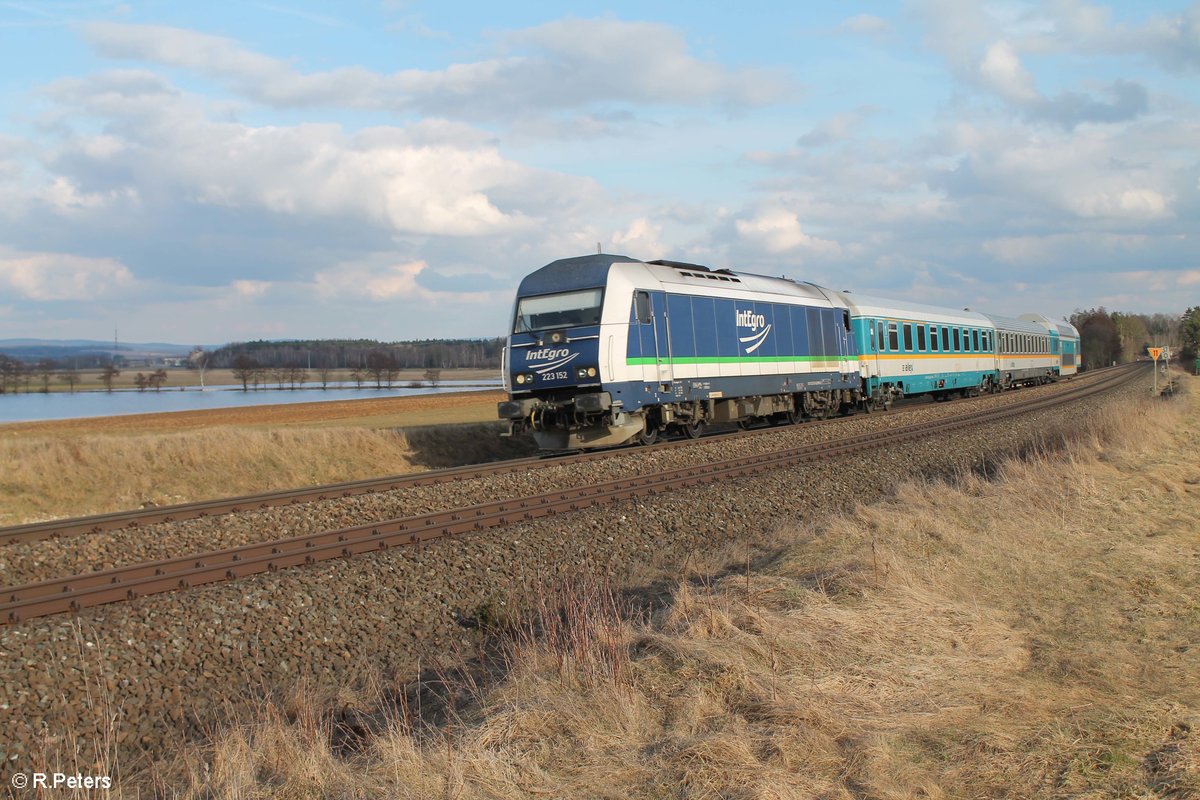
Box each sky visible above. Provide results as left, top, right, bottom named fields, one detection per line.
left=0, top=1, right=1197, bottom=345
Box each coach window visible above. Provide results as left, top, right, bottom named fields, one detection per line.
left=888, top=321, right=899, bottom=352
left=869, top=322, right=877, bottom=352
left=903, top=323, right=914, bottom=351
left=930, top=326, right=939, bottom=351
left=972, top=329, right=980, bottom=352
left=877, top=321, right=886, bottom=351
left=917, top=325, right=927, bottom=351
left=952, top=328, right=960, bottom=351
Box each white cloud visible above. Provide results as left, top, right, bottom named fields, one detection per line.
left=0, top=250, right=134, bottom=301
left=37, top=74, right=601, bottom=238
left=839, top=14, right=891, bottom=37
left=312, top=257, right=497, bottom=302
left=1070, top=187, right=1172, bottom=219
left=979, top=41, right=1039, bottom=103
left=82, top=18, right=791, bottom=122
left=735, top=208, right=841, bottom=256
left=611, top=218, right=667, bottom=258
left=231, top=279, right=270, bottom=297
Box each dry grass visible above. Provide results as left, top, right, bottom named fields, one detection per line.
left=0, top=427, right=421, bottom=524
left=0, top=421, right=533, bottom=525
left=129, top=378, right=1200, bottom=797
left=0, top=391, right=523, bottom=524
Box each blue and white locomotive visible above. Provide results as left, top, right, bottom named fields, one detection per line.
left=498, top=253, right=1080, bottom=450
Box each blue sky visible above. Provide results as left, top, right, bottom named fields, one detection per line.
left=1, top=1, right=1197, bottom=344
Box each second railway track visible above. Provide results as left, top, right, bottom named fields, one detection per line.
left=1, top=363, right=1145, bottom=625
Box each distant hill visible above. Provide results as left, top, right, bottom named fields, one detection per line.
left=0, top=339, right=200, bottom=364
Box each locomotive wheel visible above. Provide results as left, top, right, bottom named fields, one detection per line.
left=638, top=423, right=659, bottom=446
left=682, top=419, right=704, bottom=439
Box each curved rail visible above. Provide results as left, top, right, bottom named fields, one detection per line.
left=1, top=363, right=1144, bottom=625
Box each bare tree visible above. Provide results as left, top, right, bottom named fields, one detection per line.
left=231, top=355, right=260, bottom=391
left=423, top=367, right=442, bottom=387
left=134, top=372, right=148, bottom=391
left=36, top=359, right=56, bottom=393
left=366, top=350, right=399, bottom=389
left=316, top=366, right=334, bottom=389
left=99, top=363, right=120, bottom=392
left=149, top=368, right=168, bottom=391
left=188, top=347, right=210, bottom=388
left=350, top=367, right=365, bottom=389
left=59, top=370, right=80, bottom=393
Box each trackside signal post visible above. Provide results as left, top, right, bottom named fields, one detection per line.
left=1149, top=347, right=1162, bottom=394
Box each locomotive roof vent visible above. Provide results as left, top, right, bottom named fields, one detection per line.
left=648, top=259, right=711, bottom=272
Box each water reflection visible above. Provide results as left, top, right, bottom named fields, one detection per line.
left=0, top=380, right=503, bottom=423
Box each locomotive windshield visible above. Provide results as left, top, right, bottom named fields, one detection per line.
left=513, top=288, right=603, bottom=333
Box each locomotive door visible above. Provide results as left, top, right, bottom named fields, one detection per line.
left=651, top=291, right=674, bottom=386
left=633, top=290, right=673, bottom=386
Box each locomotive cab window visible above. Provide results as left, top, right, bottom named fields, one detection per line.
left=514, top=288, right=604, bottom=333
left=633, top=291, right=652, bottom=325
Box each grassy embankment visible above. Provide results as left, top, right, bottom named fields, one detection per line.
left=0, top=388, right=514, bottom=525
left=141, top=375, right=1200, bottom=798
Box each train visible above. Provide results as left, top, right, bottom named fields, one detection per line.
left=498, top=253, right=1080, bottom=450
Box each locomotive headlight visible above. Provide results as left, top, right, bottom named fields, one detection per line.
left=577, top=367, right=598, bottom=379
left=587, top=367, right=597, bottom=377
left=549, top=331, right=564, bottom=344
left=516, top=374, right=527, bottom=385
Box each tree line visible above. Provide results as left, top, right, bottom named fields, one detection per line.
left=1069, top=308, right=1200, bottom=371
left=0, top=356, right=125, bottom=394
left=206, top=338, right=503, bottom=370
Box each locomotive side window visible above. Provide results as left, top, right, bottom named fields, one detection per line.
left=634, top=291, right=652, bottom=325
left=514, top=288, right=604, bottom=333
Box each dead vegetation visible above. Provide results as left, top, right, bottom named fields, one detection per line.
left=114, top=378, right=1200, bottom=798
left=0, top=421, right=528, bottom=525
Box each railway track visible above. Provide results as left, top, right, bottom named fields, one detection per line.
left=1, top=362, right=1144, bottom=625
left=0, top=363, right=1130, bottom=546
